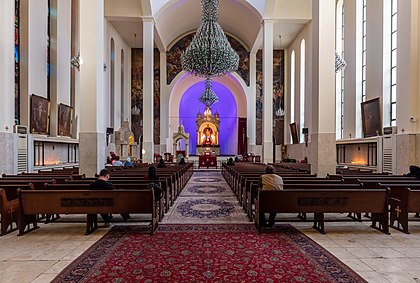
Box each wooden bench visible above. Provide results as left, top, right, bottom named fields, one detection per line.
left=255, top=188, right=390, bottom=234
left=18, top=189, right=158, bottom=235
left=0, top=184, right=34, bottom=235
left=380, top=185, right=420, bottom=234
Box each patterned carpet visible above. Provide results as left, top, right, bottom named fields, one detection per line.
left=52, top=172, right=366, bottom=282
left=161, top=172, right=249, bottom=223
left=52, top=224, right=367, bottom=282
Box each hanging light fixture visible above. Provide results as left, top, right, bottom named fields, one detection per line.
left=198, top=78, right=219, bottom=108
left=182, top=0, right=239, bottom=108
left=335, top=52, right=347, bottom=73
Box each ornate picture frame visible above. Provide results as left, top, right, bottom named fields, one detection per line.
left=290, top=122, right=299, bottom=144
left=30, top=94, right=50, bottom=134
left=361, top=97, right=382, bottom=137
left=58, top=103, right=73, bottom=137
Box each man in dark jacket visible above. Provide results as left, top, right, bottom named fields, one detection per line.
left=89, top=169, right=129, bottom=226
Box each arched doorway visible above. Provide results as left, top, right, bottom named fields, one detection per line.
left=167, top=73, right=247, bottom=156
left=179, top=81, right=237, bottom=155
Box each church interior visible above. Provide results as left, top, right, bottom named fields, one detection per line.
left=1, top=0, right=420, bottom=282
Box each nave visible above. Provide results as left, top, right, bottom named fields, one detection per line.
left=1, top=172, right=420, bottom=282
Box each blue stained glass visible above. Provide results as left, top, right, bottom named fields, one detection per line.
left=15, top=46, right=19, bottom=61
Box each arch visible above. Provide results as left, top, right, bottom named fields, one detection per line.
left=300, top=39, right=305, bottom=142
left=120, top=48, right=125, bottom=122
left=290, top=50, right=296, bottom=124
left=167, top=72, right=248, bottom=155
left=110, top=37, right=115, bottom=128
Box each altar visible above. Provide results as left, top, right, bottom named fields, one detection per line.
left=199, top=154, right=217, bottom=168
left=195, top=107, right=220, bottom=155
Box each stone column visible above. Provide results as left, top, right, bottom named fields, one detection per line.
left=142, top=18, right=155, bottom=163
left=262, top=20, right=274, bottom=163
left=78, top=0, right=105, bottom=177
left=310, top=0, right=336, bottom=177
left=160, top=51, right=168, bottom=154
left=0, top=0, right=17, bottom=175
left=0, top=0, right=15, bottom=132
left=248, top=52, right=257, bottom=154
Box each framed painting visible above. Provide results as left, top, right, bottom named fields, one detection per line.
left=58, top=103, right=73, bottom=137
left=290, top=122, right=299, bottom=144
left=361, top=97, right=382, bottom=137
left=30, top=94, right=50, bottom=134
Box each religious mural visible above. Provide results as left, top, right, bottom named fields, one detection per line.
left=256, top=50, right=285, bottom=145
left=256, top=50, right=263, bottom=145
left=131, top=49, right=161, bottom=145
left=131, top=48, right=143, bottom=143
left=167, top=33, right=250, bottom=85
left=273, top=50, right=284, bottom=145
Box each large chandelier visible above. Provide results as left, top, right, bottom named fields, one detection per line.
left=199, top=78, right=219, bottom=108
left=182, top=0, right=239, bottom=108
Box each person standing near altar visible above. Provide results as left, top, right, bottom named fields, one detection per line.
left=258, top=165, right=283, bottom=226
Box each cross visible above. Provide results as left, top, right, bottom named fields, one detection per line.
left=395, top=206, right=401, bottom=218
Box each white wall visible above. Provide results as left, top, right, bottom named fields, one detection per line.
left=104, top=20, right=131, bottom=132
left=286, top=22, right=312, bottom=146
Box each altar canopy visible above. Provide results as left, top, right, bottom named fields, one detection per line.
left=196, top=108, right=220, bottom=155
left=179, top=81, right=238, bottom=155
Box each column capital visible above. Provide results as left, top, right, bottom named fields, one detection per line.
left=142, top=17, right=155, bottom=24
left=262, top=19, right=277, bottom=25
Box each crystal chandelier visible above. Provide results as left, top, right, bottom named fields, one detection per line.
left=199, top=78, right=219, bottom=108
left=182, top=0, right=239, bottom=107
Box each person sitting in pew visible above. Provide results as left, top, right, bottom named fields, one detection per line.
left=157, top=159, right=167, bottom=168
left=89, top=169, right=130, bottom=226
left=227, top=157, right=235, bottom=166
left=258, top=165, right=284, bottom=227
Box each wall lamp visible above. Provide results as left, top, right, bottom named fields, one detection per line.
left=70, top=52, right=83, bottom=70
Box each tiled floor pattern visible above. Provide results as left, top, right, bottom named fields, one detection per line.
left=1, top=172, right=420, bottom=282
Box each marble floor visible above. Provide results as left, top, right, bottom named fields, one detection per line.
left=1, top=172, right=420, bottom=282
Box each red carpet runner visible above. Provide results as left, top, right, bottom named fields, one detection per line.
left=53, top=224, right=366, bottom=282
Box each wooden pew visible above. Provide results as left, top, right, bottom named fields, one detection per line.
left=0, top=184, right=34, bottom=235
left=379, top=185, right=420, bottom=234
left=17, top=189, right=158, bottom=235
left=45, top=182, right=166, bottom=221
left=255, top=188, right=390, bottom=234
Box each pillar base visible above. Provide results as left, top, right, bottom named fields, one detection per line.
left=309, top=133, right=336, bottom=177
left=143, top=141, right=154, bottom=164
left=79, top=132, right=106, bottom=177
left=0, top=132, right=16, bottom=175
left=263, top=141, right=274, bottom=163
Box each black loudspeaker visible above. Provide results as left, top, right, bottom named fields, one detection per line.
left=302, top=128, right=308, bottom=135
left=106, top=127, right=114, bottom=135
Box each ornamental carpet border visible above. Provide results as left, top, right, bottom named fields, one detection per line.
left=52, top=224, right=366, bottom=283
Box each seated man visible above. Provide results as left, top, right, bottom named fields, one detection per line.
left=89, top=169, right=129, bottom=226
left=258, top=165, right=284, bottom=227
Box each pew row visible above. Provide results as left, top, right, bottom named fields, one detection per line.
left=17, top=189, right=158, bottom=235
left=255, top=189, right=390, bottom=234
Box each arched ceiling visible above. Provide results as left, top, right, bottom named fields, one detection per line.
left=105, top=0, right=312, bottom=50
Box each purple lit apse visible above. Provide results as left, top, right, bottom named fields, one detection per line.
left=179, top=81, right=238, bottom=155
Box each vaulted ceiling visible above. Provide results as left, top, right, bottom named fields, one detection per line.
left=105, top=0, right=312, bottom=51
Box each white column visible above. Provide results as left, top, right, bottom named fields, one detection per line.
left=262, top=20, right=274, bottom=163
left=397, top=0, right=419, bottom=133
left=310, top=0, right=336, bottom=177
left=0, top=0, right=15, bottom=131
left=342, top=0, right=360, bottom=139
left=248, top=52, right=257, bottom=152
left=0, top=0, right=17, bottom=175
left=143, top=18, right=154, bottom=163
left=35, top=0, right=71, bottom=138
left=78, top=0, right=105, bottom=177
left=366, top=0, right=384, bottom=103
left=160, top=51, right=168, bottom=154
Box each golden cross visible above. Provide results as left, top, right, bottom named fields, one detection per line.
left=395, top=206, right=401, bottom=218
